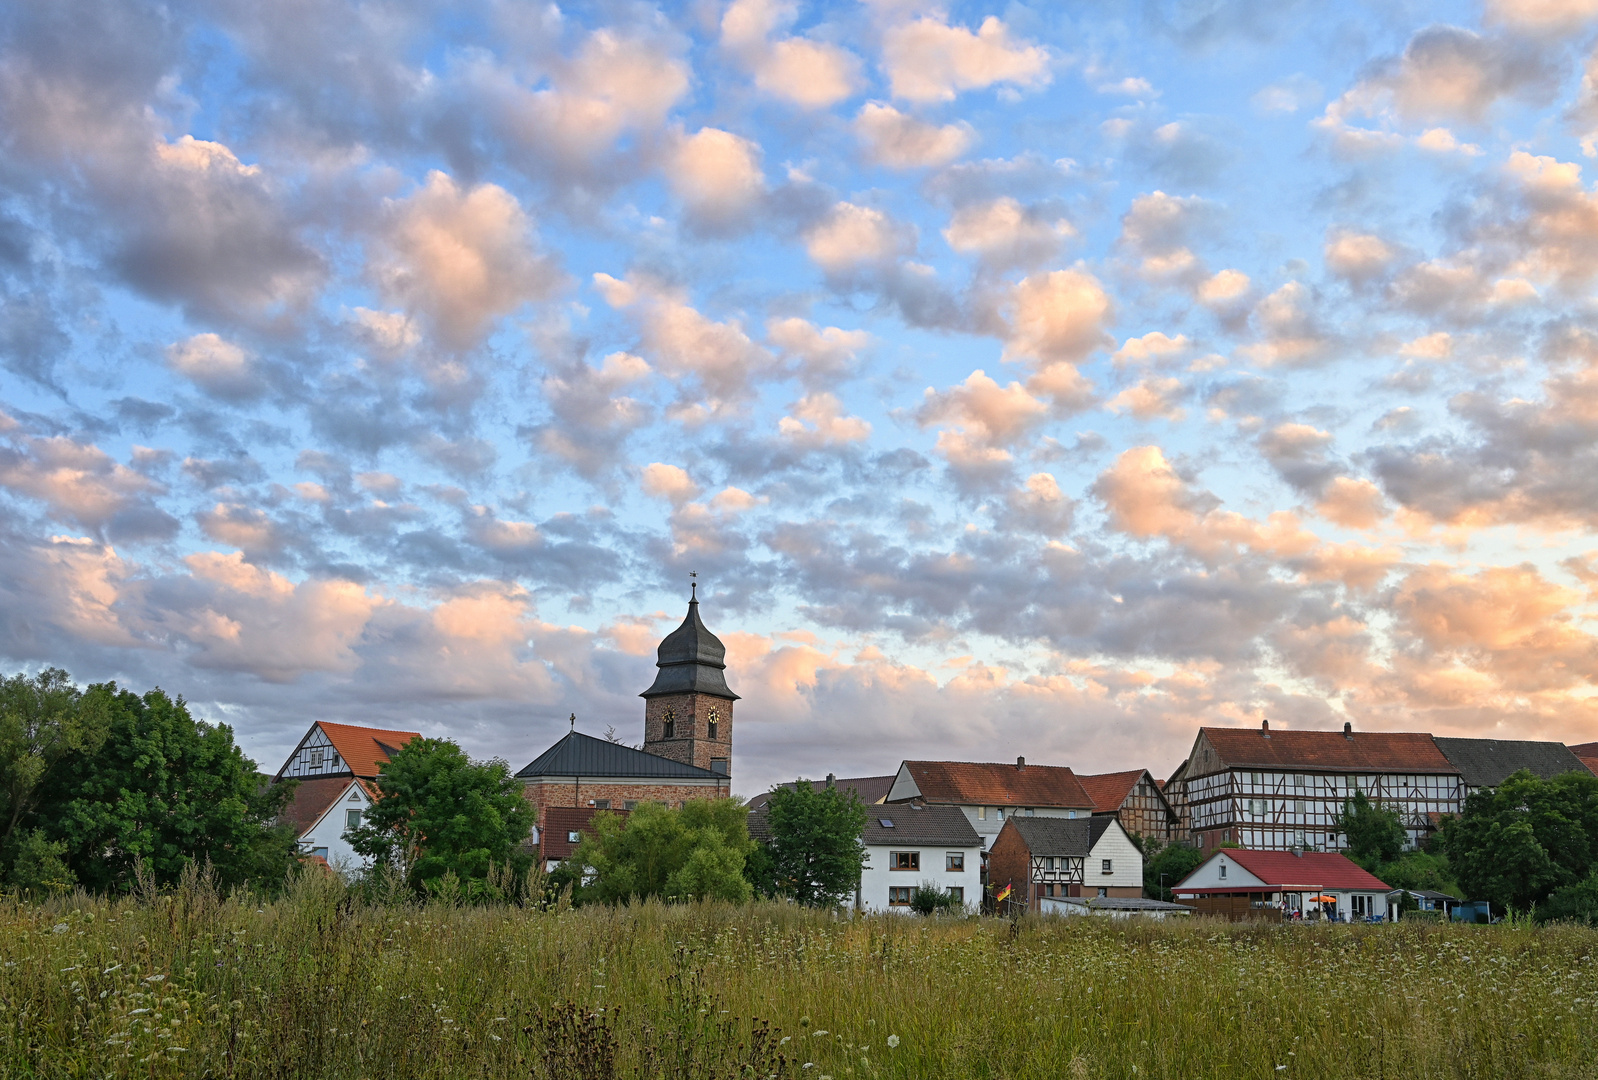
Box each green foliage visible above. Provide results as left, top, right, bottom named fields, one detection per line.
left=348, top=737, right=535, bottom=894
left=908, top=880, right=961, bottom=916
left=0, top=668, right=110, bottom=880
left=757, top=780, right=868, bottom=906
left=28, top=680, right=297, bottom=893
left=1441, top=768, right=1598, bottom=913
left=569, top=799, right=754, bottom=904
left=1374, top=851, right=1459, bottom=899
left=1144, top=842, right=1205, bottom=902
left=1536, top=869, right=1598, bottom=927
left=5, top=829, right=76, bottom=897
left=1334, top=790, right=1407, bottom=867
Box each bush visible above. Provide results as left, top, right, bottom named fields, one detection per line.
left=1536, top=870, right=1598, bottom=927
left=908, top=880, right=961, bottom=916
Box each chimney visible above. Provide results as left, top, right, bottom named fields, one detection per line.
left=1343, top=721, right=1353, bottom=740
left=1293, top=846, right=1303, bottom=858
left=1017, top=756, right=1026, bottom=770
left=1261, top=719, right=1270, bottom=739
left=826, top=773, right=836, bottom=788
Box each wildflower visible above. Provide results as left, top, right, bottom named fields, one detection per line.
left=887, top=1035, right=900, bottom=1048
left=51, top=924, right=69, bottom=934
left=813, top=1030, right=829, bottom=1037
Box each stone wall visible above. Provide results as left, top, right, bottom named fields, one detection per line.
left=642, top=692, right=734, bottom=773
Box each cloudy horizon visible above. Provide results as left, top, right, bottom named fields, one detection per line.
left=4, top=0, right=1598, bottom=794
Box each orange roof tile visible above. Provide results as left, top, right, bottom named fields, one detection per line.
left=278, top=776, right=353, bottom=835
left=1572, top=742, right=1598, bottom=776
left=1076, top=770, right=1146, bottom=812
left=316, top=721, right=421, bottom=778
left=1199, top=726, right=1455, bottom=774
left=900, top=760, right=1094, bottom=808
left=541, top=805, right=629, bottom=862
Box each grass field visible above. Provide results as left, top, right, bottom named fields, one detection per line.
left=2, top=870, right=1596, bottom=1080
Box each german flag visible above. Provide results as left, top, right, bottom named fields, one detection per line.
left=994, top=882, right=1012, bottom=902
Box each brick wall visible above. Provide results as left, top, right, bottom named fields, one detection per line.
left=986, top=822, right=1031, bottom=908
left=642, top=692, right=734, bottom=773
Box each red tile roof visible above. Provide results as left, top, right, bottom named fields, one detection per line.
left=1076, top=770, right=1146, bottom=812
left=1177, top=849, right=1390, bottom=893
left=899, top=760, right=1094, bottom=808
left=317, top=721, right=422, bottom=778
left=278, top=776, right=354, bottom=835
left=1572, top=742, right=1598, bottom=776
left=541, top=805, right=629, bottom=862
left=1199, top=726, right=1455, bottom=774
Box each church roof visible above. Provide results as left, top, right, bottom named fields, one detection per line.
left=640, top=596, right=739, bottom=700
left=515, top=730, right=726, bottom=780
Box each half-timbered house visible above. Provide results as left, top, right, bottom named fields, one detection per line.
left=274, top=721, right=421, bottom=870
left=1077, top=769, right=1181, bottom=844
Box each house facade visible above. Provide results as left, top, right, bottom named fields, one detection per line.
left=986, top=815, right=1143, bottom=910
left=517, top=592, right=736, bottom=864
left=885, top=758, right=1096, bottom=849
left=1077, top=769, right=1180, bottom=845
left=857, top=804, right=982, bottom=914
left=273, top=721, right=421, bottom=871
left=1173, top=848, right=1393, bottom=922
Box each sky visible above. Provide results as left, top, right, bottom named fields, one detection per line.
left=4, top=0, right=1598, bottom=796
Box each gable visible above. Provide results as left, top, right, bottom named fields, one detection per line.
left=1174, top=851, right=1267, bottom=891
left=885, top=762, right=922, bottom=802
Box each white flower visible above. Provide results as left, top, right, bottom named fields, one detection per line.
left=887, top=1035, right=900, bottom=1048
left=813, top=1030, right=829, bottom=1037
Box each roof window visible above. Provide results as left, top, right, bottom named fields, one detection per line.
left=879, top=818, right=896, bottom=828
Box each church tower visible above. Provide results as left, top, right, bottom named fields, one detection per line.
left=641, top=587, right=737, bottom=776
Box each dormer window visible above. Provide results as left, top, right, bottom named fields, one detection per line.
left=662, top=709, right=675, bottom=739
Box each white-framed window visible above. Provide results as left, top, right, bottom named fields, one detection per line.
left=594, top=800, right=610, bottom=809
left=1025, top=808, right=1035, bottom=817
left=345, top=810, right=361, bottom=830
left=946, top=852, right=964, bottom=872
left=1068, top=809, right=1077, bottom=819
left=311, top=847, right=329, bottom=859
left=309, top=749, right=324, bottom=768
left=348, top=789, right=362, bottom=802
left=566, top=830, right=580, bottom=843
left=890, top=852, right=919, bottom=871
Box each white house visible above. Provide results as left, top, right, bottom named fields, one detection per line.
left=275, top=721, right=420, bottom=875
left=1172, top=848, right=1393, bottom=921
left=857, top=804, right=983, bottom=914
left=987, top=815, right=1145, bottom=909
left=884, top=758, right=1096, bottom=849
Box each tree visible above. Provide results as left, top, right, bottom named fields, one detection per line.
left=348, top=737, right=535, bottom=896
left=1536, top=869, right=1598, bottom=927
left=32, top=681, right=298, bottom=892
left=1144, top=842, right=1205, bottom=902
left=1440, top=768, right=1598, bottom=914
left=0, top=669, right=111, bottom=875
left=1334, top=790, right=1407, bottom=867
left=757, top=780, right=868, bottom=907
left=1374, top=851, right=1459, bottom=898
left=909, top=880, right=961, bottom=916
left=570, top=798, right=754, bottom=904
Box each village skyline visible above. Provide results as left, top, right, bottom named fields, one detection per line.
left=5, top=0, right=1598, bottom=797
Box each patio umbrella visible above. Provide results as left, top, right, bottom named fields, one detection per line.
left=1308, top=895, right=1337, bottom=902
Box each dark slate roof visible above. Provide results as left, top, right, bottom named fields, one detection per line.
left=516, top=730, right=725, bottom=780
left=640, top=598, right=739, bottom=700
left=1005, top=816, right=1094, bottom=857
left=1088, top=816, right=1117, bottom=847
left=1432, top=737, right=1589, bottom=788
left=747, top=775, right=895, bottom=810
left=862, top=804, right=981, bottom=847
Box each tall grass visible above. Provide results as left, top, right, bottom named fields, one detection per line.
left=2, top=867, right=1595, bottom=1079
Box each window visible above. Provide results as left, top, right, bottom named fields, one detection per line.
left=1025, top=808, right=1035, bottom=817
left=1219, top=863, right=1227, bottom=879
left=1068, top=810, right=1076, bottom=819
left=710, top=758, right=728, bottom=775
left=1101, top=858, right=1113, bottom=874
left=309, top=749, right=324, bottom=768
left=888, top=887, right=913, bottom=907
left=1097, top=887, right=1108, bottom=898
left=311, top=847, right=329, bottom=860
left=890, top=852, right=919, bottom=871
left=978, top=806, right=987, bottom=820
left=662, top=709, right=675, bottom=739
left=567, top=830, right=581, bottom=844
left=947, top=887, right=963, bottom=903
left=1043, top=883, right=1055, bottom=897
left=624, top=800, right=638, bottom=810
left=995, top=807, right=1005, bottom=819
left=345, top=810, right=362, bottom=830
left=348, top=789, right=362, bottom=802
left=594, top=799, right=610, bottom=809
left=946, top=852, right=964, bottom=872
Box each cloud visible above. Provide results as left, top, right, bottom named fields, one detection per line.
left=802, top=201, right=917, bottom=273
left=943, top=197, right=1072, bottom=268
left=778, top=392, right=873, bottom=447
left=766, top=317, right=871, bottom=389
left=1118, top=190, right=1212, bottom=284
left=1485, top=0, right=1598, bottom=33
left=880, top=14, right=1050, bottom=104
left=166, top=333, right=266, bottom=402
left=371, top=172, right=562, bottom=351
left=640, top=462, right=700, bottom=505
left=916, top=369, right=1049, bottom=447
left=1241, top=282, right=1335, bottom=367
left=665, top=127, right=767, bottom=231
left=854, top=103, right=975, bottom=168
left=531, top=351, right=654, bottom=480
left=1106, top=377, right=1188, bottom=421
left=1324, top=229, right=1397, bottom=283
left=0, top=432, right=176, bottom=542
left=721, top=0, right=863, bottom=108
left=1004, top=269, right=1114, bottom=378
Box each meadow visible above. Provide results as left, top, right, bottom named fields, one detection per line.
left=2, top=870, right=1595, bottom=1080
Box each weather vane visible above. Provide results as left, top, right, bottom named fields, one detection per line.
left=689, top=570, right=697, bottom=600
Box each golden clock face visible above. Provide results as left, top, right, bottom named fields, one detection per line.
left=707, top=707, right=719, bottom=722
